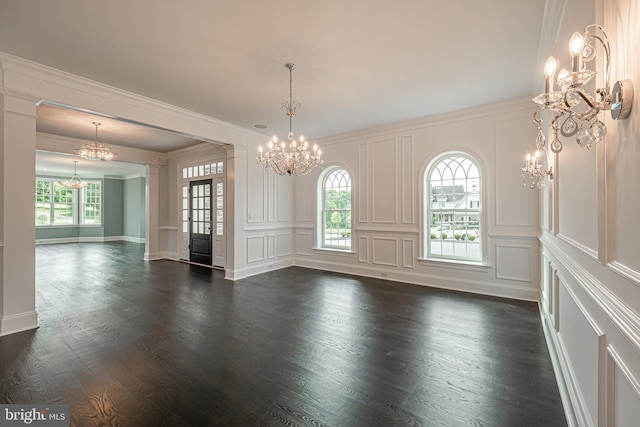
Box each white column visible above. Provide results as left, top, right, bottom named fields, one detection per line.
left=224, top=144, right=247, bottom=280
left=144, top=164, right=160, bottom=260
left=0, top=91, right=39, bottom=336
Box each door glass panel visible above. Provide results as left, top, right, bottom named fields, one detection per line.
left=217, top=182, right=223, bottom=196
left=217, top=162, right=223, bottom=174
left=217, top=223, right=223, bottom=235
left=204, top=164, right=210, bottom=175
left=217, top=210, right=223, bottom=222
left=199, top=165, right=205, bottom=176
left=217, top=196, right=223, bottom=209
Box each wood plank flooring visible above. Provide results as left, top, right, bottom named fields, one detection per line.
left=0, top=242, right=567, bottom=426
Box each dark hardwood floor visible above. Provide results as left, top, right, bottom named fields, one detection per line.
left=0, top=242, right=567, bottom=426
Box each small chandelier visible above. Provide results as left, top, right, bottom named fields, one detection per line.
left=522, top=110, right=553, bottom=189
left=256, top=63, right=323, bottom=176
left=59, top=161, right=90, bottom=189
left=75, top=122, right=117, bottom=161
left=533, top=25, right=633, bottom=154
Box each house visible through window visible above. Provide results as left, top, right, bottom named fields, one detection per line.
left=35, top=179, right=102, bottom=226
left=320, top=168, right=352, bottom=250
left=425, top=153, right=481, bottom=262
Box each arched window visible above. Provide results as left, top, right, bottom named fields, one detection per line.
left=425, top=153, right=481, bottom=262
left=320, top=168, right=352, bottom=250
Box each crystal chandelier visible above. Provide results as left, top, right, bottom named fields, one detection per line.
left=59, top=161, right=90, bottom=189
left=532, top=25, right=633, bottom=154
left=256, top=63, right=323, bottom=176
left=75, top=122, right=117, bottom=161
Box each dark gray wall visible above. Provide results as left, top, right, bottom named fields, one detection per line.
left=35, top=177, right=141, bottom=241
left=103, top=178, right=124, bottom=237
left=123, top=177, right=146, bottom=239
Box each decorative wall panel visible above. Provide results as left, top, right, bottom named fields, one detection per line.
left=296, top=232, right=312, bottom=256
left=247, top=236, right=265, bottom=263
left=372, top=139, right=397, bottom=224
left=372, top=237, right=398, bottom=267
left=495, top=118, right=536, bottom=227
left=277, top=233, right=292, bottom=257
left=606, top=345, right=640, bottom=427
left=358, top=143, right=368, bottom=223
left=496, top=244, right=532, bottom=282
left=558, top=283, right=603, bottom=427
left=358, top=236, right=369, bottom=263
left=401, top=136, right=414, bottom=224
left=402, top=239, right=415, bottom=268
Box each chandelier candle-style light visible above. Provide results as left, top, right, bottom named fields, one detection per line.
left=256, top=63, right=323, bottom=176
left=59, top=161, right=90, bottom=189
left=522, top=109, right=553, bottom=189
left=75, top=122, right=117, bottom=161
left=532, top=25, right=634, bottom=154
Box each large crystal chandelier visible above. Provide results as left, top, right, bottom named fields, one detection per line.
left=59, top=161, right=90, bottom=189
left=75, top=122, right=117, bottom=161
left=256, top=63, right=323, bottom=176
left=532, top=25, right=633, bottom=154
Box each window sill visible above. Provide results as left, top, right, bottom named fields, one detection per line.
left=36, top=224, right=103, bottom=228
left=417, top=257, right=491, bottom=271
left=313, top=247, right=356, bottom=255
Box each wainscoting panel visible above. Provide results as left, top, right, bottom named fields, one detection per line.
left=557, top=281, right=603, bottom=427
left=267, top=234, right=275, bottom=259
left=402, top=239, right=415, bottom=269
left=495, top=244, right=532, bottom=282
left=296, top=232, right=312, bottom=257
left=277, top=233, right=292, bottom=257
left=247, top=236, right=265, bottom=263
left=606, top=345, right=640, bottom=427
left=358, top=236, right=369, bottom=263
left=372, top=237, right=398, bottom=267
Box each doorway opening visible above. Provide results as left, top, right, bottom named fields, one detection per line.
left=179, top=160, right=226, bottom=269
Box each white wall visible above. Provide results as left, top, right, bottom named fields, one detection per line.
left=246, top=98, right=542, bottom=301
left=539, top=0, right=640, bottom=425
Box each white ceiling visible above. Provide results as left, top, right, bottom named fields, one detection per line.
left=0, top=0, right=548, bottom=171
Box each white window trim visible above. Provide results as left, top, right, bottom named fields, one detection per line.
left=317, top=166, right=353, bottom=252
left=35, top=178, right=102, bottom=227
left=421, top=152, right=487, bottom=266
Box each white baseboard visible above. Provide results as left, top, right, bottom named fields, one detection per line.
left=36, top=236, right=145, bottom=245
left=294, top=258, right=538, bottom=301
left=540, top=308, right=579, bottom=427
left=0, top=311, right=39, bottom=336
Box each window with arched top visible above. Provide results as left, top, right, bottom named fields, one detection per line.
left=425, top=153, right=482, bottom=262
left=319, top=168, right=352, bottom=250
